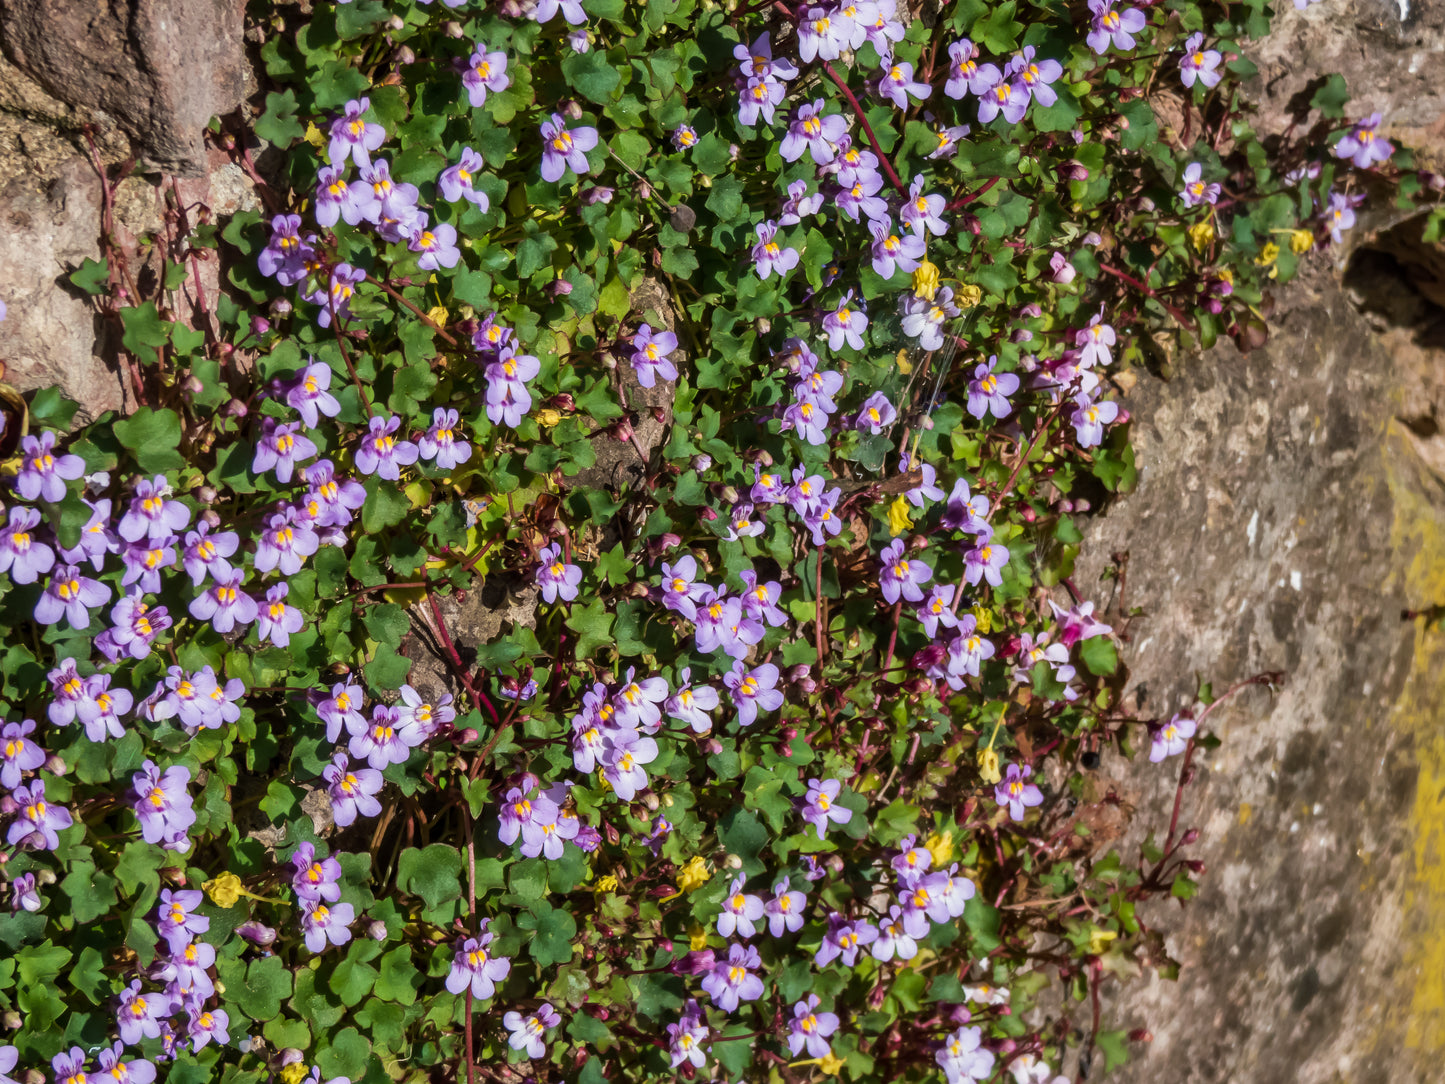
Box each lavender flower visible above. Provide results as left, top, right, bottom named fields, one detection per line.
left=157, top=889, right=209, bottom=953
left=540, top=113, right=599, bottom=182
left=410, top=223, right=462, bottom=271
left=630, top=323, right=679, bottom=388
left=945, top=39, right=993, bottom=99
left=700, top=944, right=764, bottom=1012
left=461, top=49, right=510, bottom=107
left=131, top=760, right=196, bottom=846
left=822, top=290, right=868, bottom=351
left=600, top=729, right=660, bottom=800
left=0, top=506, right=55, bottom=584
left=667, top=1002, right=709, bottom=1069
left=937, top=1025, right=995, bottom=1082
left=1325, top=189, right=1363, bottom=244
left=301, top=900, right=356, bottom=953
left=504, top=1003, right=562, bottom=1059
left=856, top=390, right=897, bottom=435
left=1335, top=113, right=1394, bottom=169
left=816, top=912, right=877, bottom=966
left=446, top=921, right=512, bottom=999
left=963, top=534, right=1010, bottom=588
left=0, top=719, right=44, bottom=788
left=355, top=414, right=419, bottom=480
left=96, top=589, right=170, bottom=662
left=290, top=841, right=343, bottom=904
left=327, top=98, right=385, bottom=168
left=1076, top=310, right=1116, bottom=367
left=96, top=1043, right=155, bottom=1084
left=1179, top=162, right=1221, bottom=208
left=869, top=220, right=926, bottom=279
left=779, top=179, right=824, bottom=225
left=1071, top=394, right=1119, bottom=448
left=535, top=543, right=582, bottom=603
left=439, top=147, right=489, bottom=207
left=116, top=980, right=163, bottom=1045
left=780, top=100, right=847, bottom=165
left=323, top=752, right=384, bottom=826
left=36, top=564, right=109, bottom=630
left=533, top=0, right=585, bottom=23
left=11, top=872, right=41, bottom=913
left=1086, top=0, right=1147, bottom=55
left=901, top=287, right=962, bottom=351
left=58, top=497, right=117, bottom=571
left=484, top=344, right=540, bottom=428
left=966, top=357, right=1020, bottom=420
left=1179, top=33, right=1222, bottom=89
left=801, top=777, right=852, bottom=839
left=876, top=58, right=932, bottom=108
left=188, top=568, right=257, bottom=633
left=1149, top=712, right=1197, bottom=762
left=180, top=522, right=238, bottom=586
left=349, top=705, right=425, bottom=770
left=788, top=994, right=840, bottom=1057
left=119, top=476, right=189, bottom=543
left=258, top=214, right=313, bottom=283
left=665, top=668, right=720, bottom=733
left=722, top=662, right=784, bottom=727
left=872, top=905, right=920, bottom=962
left=186, top=1007, right=229, bottom=1052
left=901, top=174, right=948, bottom=237
left=314, top=166, right=352, bottom=230
left=15, top=431, right=85, bottom=502
left=765, top=876, right=807, bottom=936
left=751, top=220, right=800, bottom=279
left=995, top=763, right=1044, bottom=821
left=879, top=539, right=932, bottom=604
left=257, top=583, right=305, bottom=647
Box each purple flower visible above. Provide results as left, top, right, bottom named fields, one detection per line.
left=290, top=841, right=343, bottom=904
left=35, top=564, right=109, bottom=630
left=540, top=113, right=599, bottom=183
left=781, top=400, right=830, bottom=445
left=977, top=66, right=1027, bottom=125
left=285, top=361, right=342, bottom=428
left=822, top=290, right=868, bottom=351
left=856, top=390, right=896, bottom=435
left=723, top=661, right=784, bottom=727
left=0, top=506, right=55, bottom=584
left=131, top=760, right=196, bottom=846
left=58, top=497, right=117, bottom=571
left=672, top=124, right=699, bottom=150
left=318, top=681, right=365, bottom=743
left=119, top=476, right=189, bottom=543
left=252, top=418, right=317, bottom=484
left=717, top=874, right=765, bottom=938
left=72, top=674, right=132, bottom=741
left=1086, top=0, right=1147, bottom=55
left=916, top=584, right=959, bottom=639
left=945, top=39, right=994, bottom=99
left=700, top=943, right=765, bottom=1012
left=301, top=899, right=356, bottom=953
left=11, top=872, right=41, bottom=913
left=314, top=166, right=352, bottom=230
left=739, top=568, right=787, bottom=627
left=323, top=752, right=384, bottom=826
left=726, top=502, right=766, bottom=541
left=963, top=534, right=1009, bottom=588
left=312, top=263, right=368, bottom=328
left=879, top=538, right=932, bottom=604
left=802, top=485, right=844, bottom=546
left=735, top=32, right=798, bottom=83
left=461, top=49, right=509, bottom=107
left=439, top=147, right=489, bottom=208
left=938, top=1025, right=996, bottom=1083
left=801, top=777, right=852, bottom=839
left=96, top=589, right=170, bottom=662
left=630, top=323, right=679, bottom=388
left=418, top=407, right=472, bottom=471
left=1335, top=112, right=1393, bottom=169
left=876, top=58, right=932, bottom=108
left=411, top=223, right=462, bottom=271
left=601, top=729, right=659, bottom=800
left=327, top=97, right=385, bottom=168
left=901, top=287, right=962, bottom=351
left=797, top=6, right=848, bottom=62
left=788, top=994, right=840, bottom=1057
left=1179, top=33, right=1222, bottom=89
left=1325, top=189, right=1363, bottom=244
left=536, top=543, right=582, bottom=603
left=966, top=357, right=1020, bottom=420
left=51, top=1048, right=89, bottom=1084
left=816, top=912, right=877, bottom=967
left=834, top=169, right=888, bottom=223
left=116, top=981, right=165, bottom=1047
left=1150, top=712, right=1197, bottom=762
left=1071, top=394, right=1119, bottom=448
left=872, top=905, right=920, bottom=961
left=503, top=1003, right=561, bottom=1059
left=258, top=214, right=313, bottom=283
left=1179, top=162, right=1221, bottom=208
left=1076, top=310, right=1116, bottom=367
left=779, top=178, right=824, bottom=225
left=751, top=220, right=800, bottom=279
left=180, top=522, right=239, bottom=586
left=765, top=876, right=807, bottom=936
left=929, top=121, right=972, bottom=160
left=257, top=583, right=305, bottom=647
left=995, top=763, right=1044, bottom=821
left=498, top=785, right=561, bottom=851
left=355, top=414, right=419, bottom=480
left=188, top=568, right=257, bottom=633
left=96, top=1043, right=155, bottom=1084
left=484, top=343, right=541, bottom=428
left=533, top=0, right=586, bottom=23
left=0, top=719, right=44, bottom=789
left=780, top=100, right=847, bottom=165
left=157, top=888, right=209, bottom=953
left=446, top=922, right=513, bottom=999
left=901, top=174, right=948, bottom=237
left=15, top=431, right=86, bottom=503
left=398, top=684, right=455, bottom=736
left=869, top=219, right=926, bottom=279
left=303, top=459, right=367, bottom=527
left=665, top=668, right=720, bottom=733
left=738, top=76, right=786, bottom=126
left=186, top=1007, right=229, bottom=1053
left=667, top=1002, right=709, bottom=1069
left=118, top=533, right=176, bottom=594
left=349, top=705, right=425, bottom=770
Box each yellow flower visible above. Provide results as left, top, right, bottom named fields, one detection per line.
left=1288, top=229, right=1314, bottom=254
left=1086, top=926, right=1118, bottom=955
left=977, top=746, right=1001, bottom=785
left=923, top=830, right=955, bottom=867
left=956, top=283, right=983, bottom=309
left=818, top=1051, right=845, bottom=1074
left=203, top=872, right=243, bottom=908
left=303, top=123, right=325, bottom=148
left=1254, top=242, right=1279, bottom=267
left=1188, top=219, right=1215, bottom=252
left=279, top=1065, right=308, bottom=1084
left=887, top=495, right=914, bottom=537
left=911, top=259, right=940, bottom=301
left=970, top=606, right=992, bottom=634
left=894, top=347, right=913, bottom=375
left=536, top=409, right=562, bottom=429
left=594, top=875, right=620, bottom=894
left=426, top=304, right=450, bottom=327
left=677, top=856, right=710, bottom=893
left=688, top=923, right=709, bottom=951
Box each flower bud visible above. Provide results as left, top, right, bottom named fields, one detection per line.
left=237, top=920, right=278, bottom=947
left=703, top=738, right=723, bottom=755
left=198, top=486, right=218, bottom=505
left=1181, top=828, right=1200, bottom=845
left=669, top=949, right=716, bottom=976
left=754, top=317, right=771, bottom=335
left=1116, top=409, right=1131, bottom=425
left=642, top=793, right=660, bottom=811
left=0, top=795, right=15, bottom=817
left=443, top=20, right=465, bottom=37
left=545, top=278, right=574, bottom=298
left=2, top=1011, right=21, bottom=1030
left=723, top=853, right=743, bottom=870
left=368, top=920, right=388, bottom=941
left=691, top=454, right=713, bottom=473
left=1073, top=498, right=1091, bottom=513
left=948, top=1004, right=973, bottom=1025
left=183, top=375, right=205, bottom=397
left=268, top=297, right=292, bottom=317
left=23, top=1071, right=45, bottom=1084
left=385, top=13, right=404, bottom=29
left=161, top=866, right=187, bottom=886
left=43, top=755, right=66, bottom=775
left=224, top=399, right=248, bottom=418
left=1184, top=859, right=1205, bottom=874
left=251, top=316, right=271, bottom=336
left=394, top=45, right=415, bottom=66
left=580, top=185, right=615, bottom=205
left=698, top=506, right=718, bottom=521
left=612, top=419, right=633, bottom=443
left=1020, top=505, right=1036, bottom=523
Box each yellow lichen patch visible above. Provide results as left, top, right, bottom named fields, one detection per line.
left=1384, top=420, right=1445, bottom=1053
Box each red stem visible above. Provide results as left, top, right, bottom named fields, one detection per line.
left=821, top=61, right=908, bottom=195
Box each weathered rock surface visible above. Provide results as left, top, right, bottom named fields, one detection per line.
left=0, top=0, right=248, bottom=175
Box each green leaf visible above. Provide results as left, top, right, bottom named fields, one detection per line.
left=255, top=89, right=306, bottom=147
left=365, top=647, right=413, bottom=691
left=518, top=906, right=577, bottom=967
left=330, top=950, right=381, bottom=1008
left=397, top=843, right=463, bottom=911
left=373, top=946, right=421, bottom=1005
left=562, top=51, right=622, bottom=105
left=317, top=1025, right=373, bottom=1079
left=68, top=257, right=110, bottom=296
left=238, top=955, right=293, bottom=1022
left=113, top=407, right=186, bottom=473
left=1309, top=73, right=1350, bottom=119
left=565, top=597, right=615, bottom=660
left=1079, top=636, right=1118, bottom=677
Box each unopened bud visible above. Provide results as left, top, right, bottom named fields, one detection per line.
left=692, top=454, right=713, bottom=472
left=161, top=867, right=187, bottom=886
left=563, top=99, right=584, bottom=120
left=1181, top=829, right=1200, bottom=845
left=238, top=921, right=278, bottom=947
left=2, top=1011, right=20, bottom=1030
left=198, top=486, right=218, bottom=504
left=698, top=506, right=718, bottom=521
left=394, top=45, right=415, bottom=65
left=1129, top=1029, right=1153, bottom=1042
left=443, top=20, right=465, bottom=36
left=723, top=853, right=743, bottom=870
left=385, top=14, right=404, bottom=29
left=612, top=419, right=634, bottom=443
left=43, top=755, right=66, bottom=776
left=184, top=376, right=205, bottom=397
left=1184, top=859, right=1205, bottom=874
left=251, top=316, right=271, bottom=336
left=1020, top=505, right=1036, bottom=523
left=642, top=793, right=659, bottom=811
left=948, top=1005, right=973, bottom=1025
left=703, top=738, right=724, bottom=756
left=545, top=278, right=573, bottom=298
left=755, top=317, right=771, bottom=334
left=368, top=920, right=388, bottom=941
